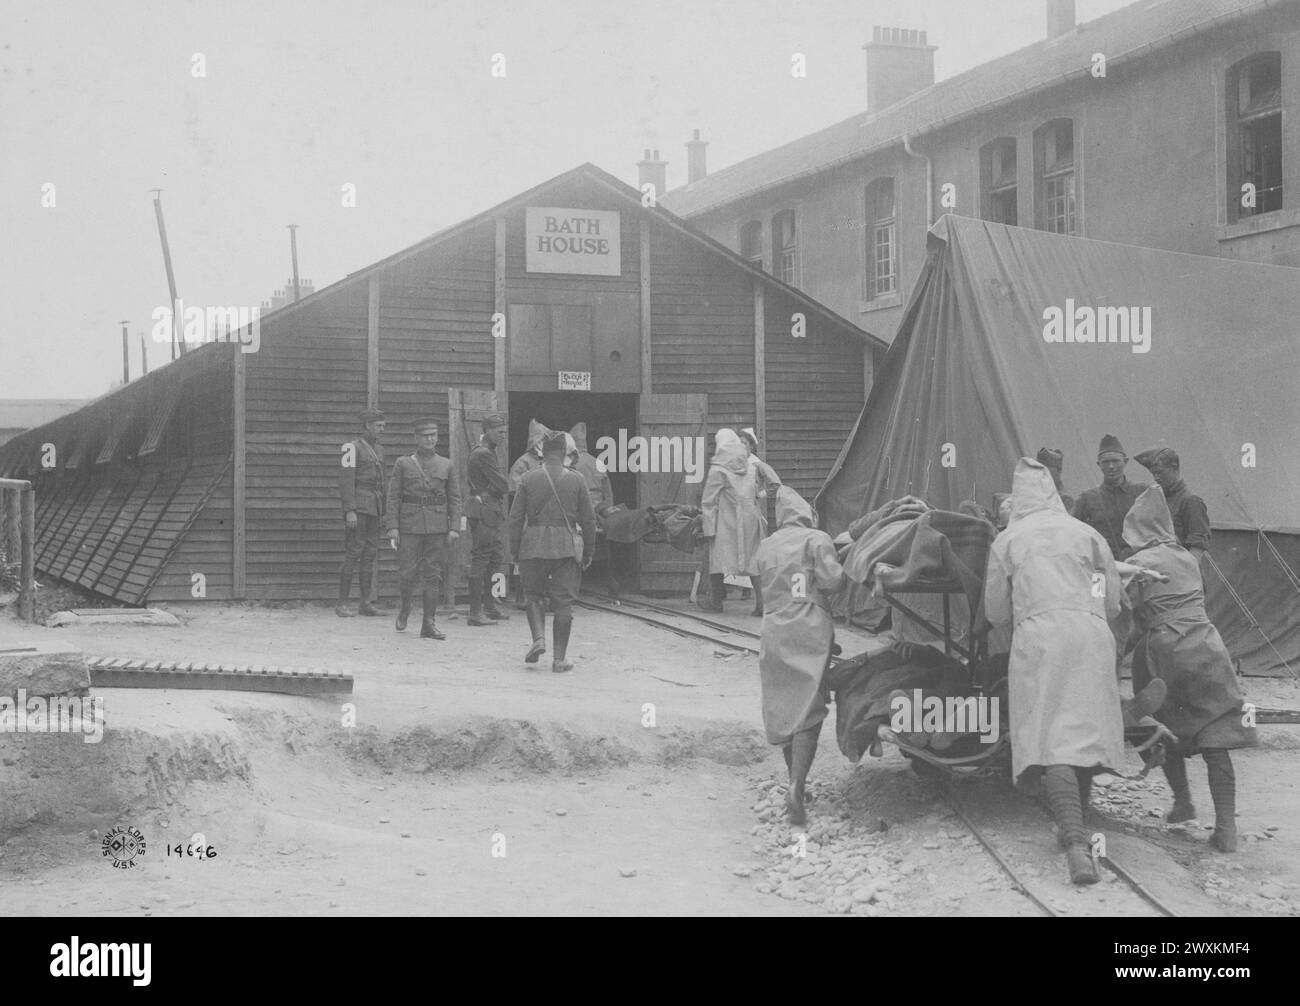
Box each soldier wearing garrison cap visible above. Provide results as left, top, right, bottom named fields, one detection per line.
left=337, top=408, right=386, bottom=617
left=1134, top=445, right=1211, bottom=564
left=466, top=412, right=511, bottom=626
left=386, top=418, right=461, bottom=639
left=1071, top=433, right=1147, bottom=560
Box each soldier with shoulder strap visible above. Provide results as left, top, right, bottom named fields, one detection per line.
left=386, top=418, right=462, bottom=640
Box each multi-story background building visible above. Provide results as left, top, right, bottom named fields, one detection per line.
left=661, top=0, right=1300, bottom=379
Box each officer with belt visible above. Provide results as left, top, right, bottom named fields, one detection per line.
left=337, top=408, right=386, bottom=618
left=467, top=412, right=511, bottom=627
left=386, top=418, right=461, bottom=640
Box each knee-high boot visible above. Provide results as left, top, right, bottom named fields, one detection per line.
left=1044, top=765, right=1098, bottom=885
left=467, top=576, right=491, bottom=627
left=1163, top=751, right=1196, bottom=822
left=786, top=723, right=822, bottom=827
left=395, top=587, right=412, bottom=632
left=524, top=602, right=547, bottom=663
left=551, top=616, right=573, bottom=673
left=1203, top=749, right=1237, bottom=852
left=358, top=559, right=379, bottom=616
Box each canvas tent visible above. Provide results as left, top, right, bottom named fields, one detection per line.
left=817, top=215, right=1300, bottom=676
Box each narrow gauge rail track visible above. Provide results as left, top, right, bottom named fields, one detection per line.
left=942, top=784, right=1179, bottom=918
left=586, top=591, right=1186, bottom=917
left=575, top=594, right=760, bottom=655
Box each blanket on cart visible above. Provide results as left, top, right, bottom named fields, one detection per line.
left=840, top=510, right=996, bottom=608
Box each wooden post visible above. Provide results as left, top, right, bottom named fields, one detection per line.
left=640, top=218, right=653, bottom=396
left=494, top=217, right=507, bottom=393
left=232, top=345, right=247, bottom=598
left=19, top=486, right=35, bottom=621
left=752, top=279, right=766, bottom=448
left=367, top=276, right=380, bottom=409
left=4, top=488, right=19, bottom=566
left=366, top=276, right=382, bottom=602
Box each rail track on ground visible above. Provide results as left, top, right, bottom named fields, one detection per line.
left=584, top=591, right=1188, bottom=917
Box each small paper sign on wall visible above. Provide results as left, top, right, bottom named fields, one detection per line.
left=558, top=371, right=592, bottom=391
left=525, top=207, right=621, bottom=276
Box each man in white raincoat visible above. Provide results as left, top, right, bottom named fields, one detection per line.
left=699, top=429, right=765, bottom=614
left=753, top=485, right=846, bottom=826
left=983, top=458, right=1126, bottom=885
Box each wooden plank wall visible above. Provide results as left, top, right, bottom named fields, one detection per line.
left=378, top=223, right=496, bottom=435
left=377, top=227, right=495, bottom=600
left=763, top=287, right=866, bottom=504
left=243, top=285, right=369, bottom=599
left=647, top=219, right=755, bottom=436
left=241, top=223, right=496, bottom=600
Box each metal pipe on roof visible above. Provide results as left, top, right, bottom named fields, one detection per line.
left=902, top=133, right=933, bottom=225
left=288, top=224, right=301, bottom=303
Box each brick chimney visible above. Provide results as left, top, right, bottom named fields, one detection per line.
left=863, top=27, right=936, bottom=113
left=685, top=129, right=708, bottom=184
left=1046, top=0, right=1076, bottom=38
left=637, top=149, right=667, bottom=197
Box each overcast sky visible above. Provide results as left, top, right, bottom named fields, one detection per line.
left=0, top=0, right=1134, bottom=398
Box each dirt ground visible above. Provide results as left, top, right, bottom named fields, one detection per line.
left=2, top=595, right=1299, bottom=916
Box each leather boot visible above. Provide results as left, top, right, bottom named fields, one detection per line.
left=1204, top=749, right=1238, bottom=852
left=335, top=602, right=355, bottom=618
left=551, top=616, right=574, bottom=673
left=750, top=575, right=764, bottom=617
left=1045, top=764, right=1089, bottom=849
left=786, top=724, right=821, bottom=826
left=467, top=576, right=491, bottom=627
left=358, top=563, right=380, bottom=616
left=697, top=573, right=725, bottom=612
left=483, top=568, right=509, bottom=620
left=1066, top=842, right=1100, bottom=885
left=1163, top=752, right=1197, bottom=822
left=524, top=602, right=546, bottom=663
left=420, top=586, right=445, bottom=640
left=395, top=591, right=412, bottom=632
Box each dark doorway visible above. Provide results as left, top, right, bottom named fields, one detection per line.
left=508, top=390, right=639, bottom=592
left=507, top=391, right=638, bottom=508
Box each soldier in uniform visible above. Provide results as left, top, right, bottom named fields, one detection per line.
left=337, top=408, right=386, bottom=618
left=467, top=413, right=511, bottom=627
left=1072, top=434, right=1147, bottom=560
left=1133, top=446, right=1211, bottom=561
left=508, top=431, right=596, bottom=673
left=386, top=418, right=461, bottom=639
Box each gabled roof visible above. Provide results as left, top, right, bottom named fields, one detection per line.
left=0, top=162, right=883, bottom=470
left=663, top=0, right=1288, bottom=218
left=252, top=161, right=885, bottom=349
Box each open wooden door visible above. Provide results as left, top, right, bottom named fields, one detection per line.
left=637, top=393, right=708, bottom=595
left=448, top=388, right=510, bottom=604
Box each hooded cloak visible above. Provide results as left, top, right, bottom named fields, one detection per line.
left=983, top=459, right=1126, bottom=779
left=1122, top=486, right=1256, bottom=753
left=753, top=487, right=846, bottom=745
